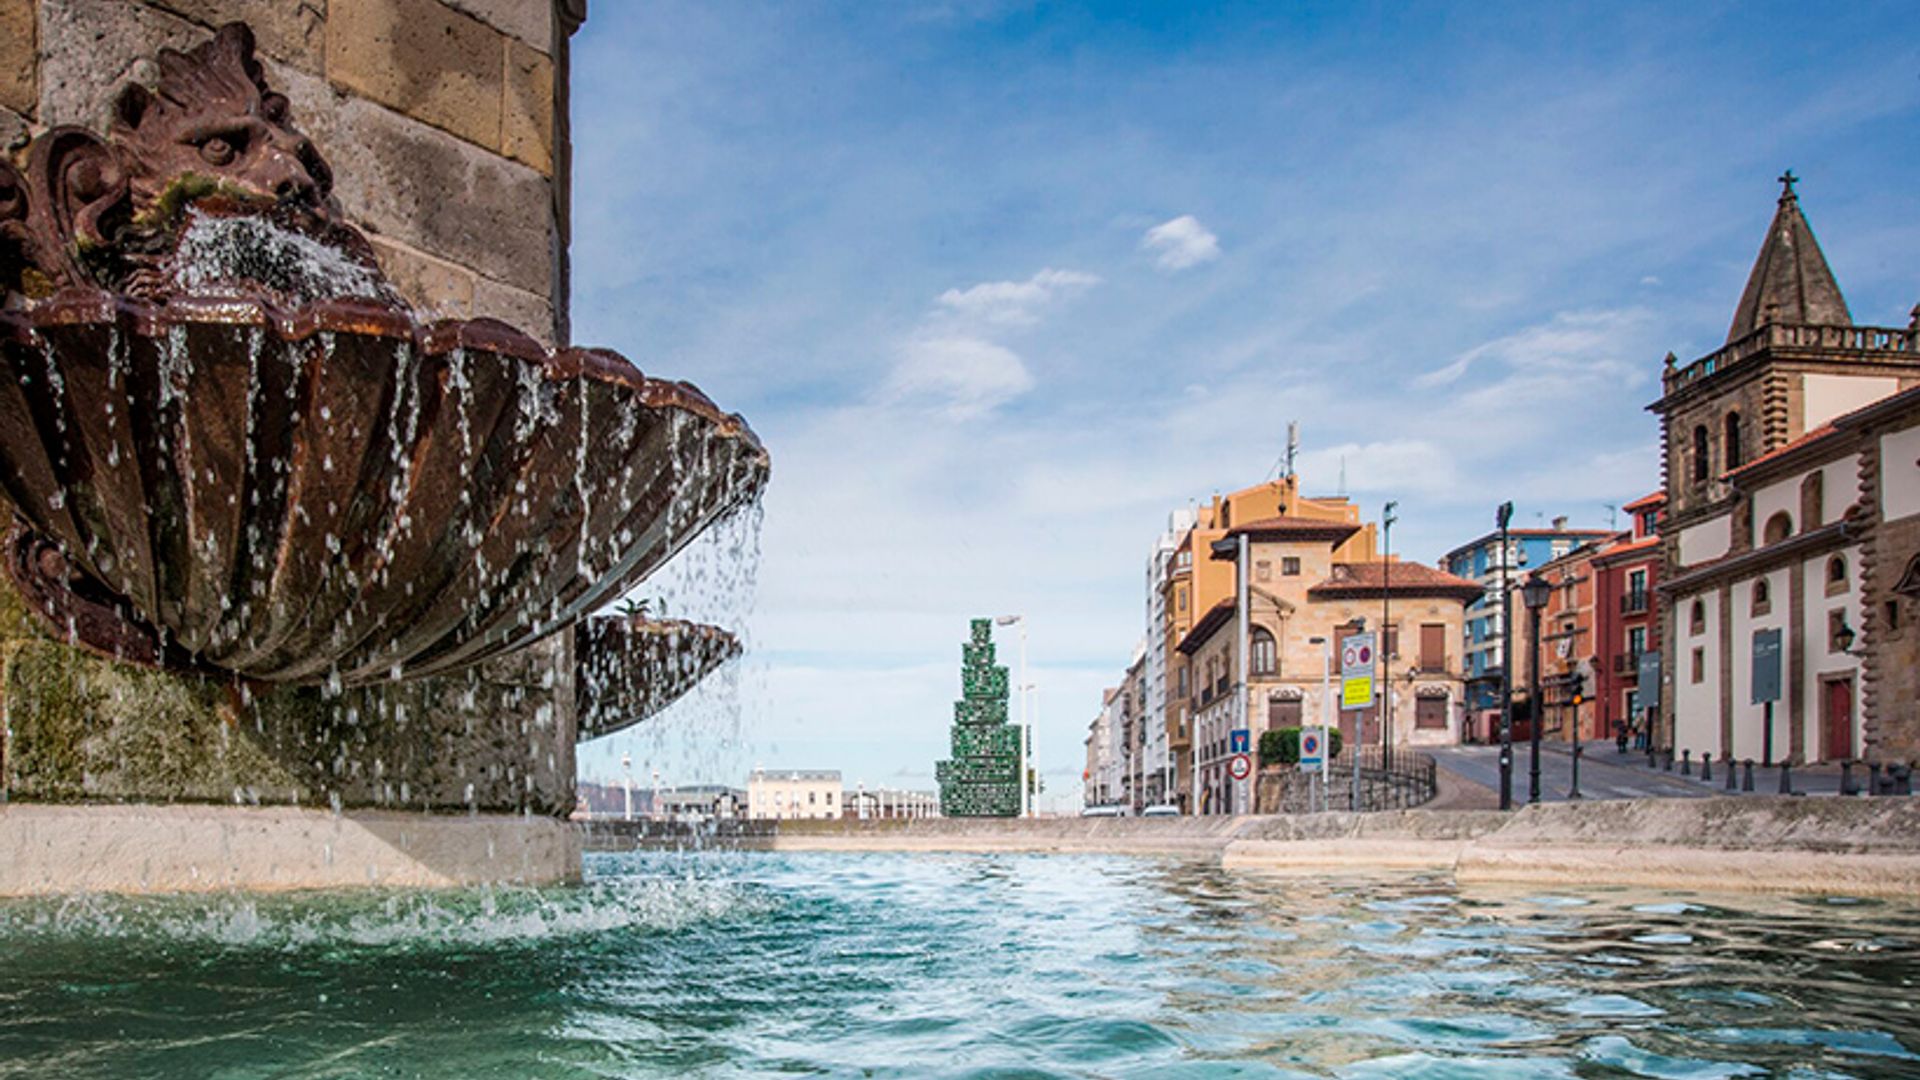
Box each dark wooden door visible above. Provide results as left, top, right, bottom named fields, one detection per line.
left=1823, top=677, right=1854, bottom=761
left=1419, top=624, right=1446, bottom=672
left=1415, top=696, right=1447, bottom=729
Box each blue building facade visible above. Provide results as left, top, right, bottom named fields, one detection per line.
left=1442, top=522, right=1614, bottom=734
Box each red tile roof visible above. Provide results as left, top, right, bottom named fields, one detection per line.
left=1214, top=514, right=1363, bottom=547
left=1175, top=599, right=1237, bottom=655
left=1308, top=561, right=1484, bottom=601
left=1621, top=491, right=1666, bottom=512
left=1722, top=423, right=1841, bottom=482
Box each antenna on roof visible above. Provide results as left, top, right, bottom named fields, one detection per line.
left=1285, top=421, right=1299, bottom=482
left=1338, top=454, right=1346, bottom=498
left=1604, top=503, right=1617, bottom=530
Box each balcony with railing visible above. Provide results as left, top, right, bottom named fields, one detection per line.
left=1620, top=591, right=1649, bottom=615
left=1665, top=322, right=1918, bottom=395
left=1614, top=650, right=1648, bottom=675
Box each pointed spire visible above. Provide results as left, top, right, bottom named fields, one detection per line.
left=1727, top=171, right=1851, bottom=342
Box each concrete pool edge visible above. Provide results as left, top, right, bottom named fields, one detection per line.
left=766, top=797, right=1920, bottom=898
left=0, top=804, right=581, bottom=895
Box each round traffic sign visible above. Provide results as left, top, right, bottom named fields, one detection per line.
left=1301, top=731, right=1321, bottom=757
left=1228, top=753, right=1252, bottom=781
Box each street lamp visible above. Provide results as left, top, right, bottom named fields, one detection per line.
left=620, top=752, right=633, bottom=822
left=1381, top=501, right=1398, bottom=756
left=996, top=615, right=1030, bottom=817
left=1522, top=571, right=1552, bottom=805
left=1309, top=635, right=1333, bottom=812
left=1496, top=502, right=1515, bottom=810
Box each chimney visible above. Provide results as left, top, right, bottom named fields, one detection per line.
left=1551, top=515, right=1568, bottom=530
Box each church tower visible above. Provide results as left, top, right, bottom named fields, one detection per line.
left=1649, top=174, right=1920, bottom=749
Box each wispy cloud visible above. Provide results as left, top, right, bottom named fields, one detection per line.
left=936, top=268, right=1101, bottom=326
left=882, top=336, right=1034, bottom=418
left=1140, top=215, right=1221, bottom=270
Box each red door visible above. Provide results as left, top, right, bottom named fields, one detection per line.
left=1822, top=677, right=1854, bottom=761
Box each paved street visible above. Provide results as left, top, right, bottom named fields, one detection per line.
left=1426, top=742, right=1857, bottom=804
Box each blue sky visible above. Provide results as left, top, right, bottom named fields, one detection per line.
left=565, top=2, right=1920, bottom=805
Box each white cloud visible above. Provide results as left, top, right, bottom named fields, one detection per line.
left=1141, top=214, right=1221, bottom=270
left=1415, top=308, right=1654, bottom=388
left=936, top=267, right=1101, bottom=326
left=881, top=336, right=1034, bottom=418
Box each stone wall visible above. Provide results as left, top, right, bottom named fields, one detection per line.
left=0, top=0, right=587, bottom=817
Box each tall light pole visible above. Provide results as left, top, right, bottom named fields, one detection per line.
left=621, top=752, right=633, bottom=822
left=1310, top=635, right=1332, bottom=813
left=1235, top=530, right=1251, bottom=815
left=1381, top=501, right=1398, bottom=755
left=1523, top=572, right=1552, bottom=805
left=1497, top=502, right=1515, bottom=811
left=996, top=615, right=1029, bottom=817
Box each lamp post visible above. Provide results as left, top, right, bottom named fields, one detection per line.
left=1523, top=571, right=1552, bottom=805
left=996, top=615, right=1029, bottom=817
left=1496, top=502, right=1515, bottom=810
left=1310, top=635, right=1332, bottom=812
left=621, top=752, right=633, bottom=822
left=1381, top=501, right=1398, bottom=756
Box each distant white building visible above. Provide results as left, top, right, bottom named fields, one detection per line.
left=747, top=768, right=842, bottom=820
left=1142, top=508, right=1194, bottom=806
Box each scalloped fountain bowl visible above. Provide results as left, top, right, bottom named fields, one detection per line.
left=0, top=288, right=768, bottom=686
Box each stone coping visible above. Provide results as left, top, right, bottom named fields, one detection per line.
left=0, top=804, right=580, bottom=895
left=765, top=798, right=1920, bottom=898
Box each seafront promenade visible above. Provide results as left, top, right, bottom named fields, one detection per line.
left=752, top=796, right=1920, bottom=898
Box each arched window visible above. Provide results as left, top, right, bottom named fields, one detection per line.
left=1692, top=425, right=1710, bottom=482
left=1250, top=628, right=1277, bottom=676
left=1801, top=472, right=1825, bottom=529
left=1690, top=599, right=1706, bottom=635
left=1724, top=412, right=1744, bottom=470
left=1751, top=578, right=1771, bottom=616
left=1827, top=555, right=1849, bottom=596
left=1763, top=511, right=1793, bottom=545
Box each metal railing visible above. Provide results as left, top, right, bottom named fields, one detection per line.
left=1666, top=322, right=1917, bottom=393
left=1621, top=591, right=1649, bottom=615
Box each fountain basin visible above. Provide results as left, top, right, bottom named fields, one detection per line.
left=0, top=289, right=768, bottom=686
left=576, top=615, right=743, bottom=740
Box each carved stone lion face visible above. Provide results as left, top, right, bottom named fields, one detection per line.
left=109, top=24, right=336, bottom=227
left=1, top=22, right=386, bottom=304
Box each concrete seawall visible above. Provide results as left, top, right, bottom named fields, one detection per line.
left=768, top=797, right=1920, bottom=898
left=0, top=805, right=581, bottom=895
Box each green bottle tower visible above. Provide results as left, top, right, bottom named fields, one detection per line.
left=935, top=618, right=1022, bottom=817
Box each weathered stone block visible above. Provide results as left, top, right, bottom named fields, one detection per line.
left=277, top=64, right=558, bottom=298
left=145, top=0, right=326, bottom=71
left=0, top=106, right=28, bottom=153
left=369, top=233, right=477, bottom=320
left=326, top=0, right=504, bottom=152
left=35, top=0, right=203, bottom=126
left=502, top=36, right=554, bottom=175
left=444, top=0, right=552, bottom=54
left=473, top=273, right=557, bottom=344
left=0, top=0, right=33, bottom=117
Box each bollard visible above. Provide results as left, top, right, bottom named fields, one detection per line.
left=1778, top=760, right=1793, bottom=795
left=1725, top=755, right=1738, bottom=790
left=1742, top=759, right=1755, bottom=792
left=1701, top=752, right=1713, bottom=783
left=1647, top=746, right=1657, bottom=769
left=1664, top=750, right=1675, bottom=772
left=1841, top=760, right=1858, bottom=796
left=1870, top=762, right=1884, bottom=796
left=1681, top=749, right=1692, bottom=776
left=1896, top=764, right=1914, bottom=797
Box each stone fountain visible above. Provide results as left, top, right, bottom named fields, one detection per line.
left=0, top=20, right=765, bottom=892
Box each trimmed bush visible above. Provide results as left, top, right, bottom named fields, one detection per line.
left=1258, top=725, right=1343, bottom=767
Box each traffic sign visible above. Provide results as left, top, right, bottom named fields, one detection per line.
left=1229, top=728, right=1251, bottom=755
left=1227, top=753, right=1252, bottom=781
left=1341, top=674, right=1374, bottom=709
left=1340, top=632, right=1375, bottom=677
left=1752, top=628, right=1783, bottom=704
left=1298, top=726, right=1325, bottom=771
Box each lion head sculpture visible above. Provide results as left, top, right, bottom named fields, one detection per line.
left=1, top=22, right=392, bottom=306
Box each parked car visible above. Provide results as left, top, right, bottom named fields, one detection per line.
left=1140, top=804, right=1180, bottom=818
left=1080, top=805, right=1125, bottom=817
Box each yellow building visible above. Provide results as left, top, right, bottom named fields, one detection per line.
left=1174, top=512, right=1480, bottom=815
left=1159, top=476, right=1378, bottom=812
left=747, top=768, right=843, bottom=820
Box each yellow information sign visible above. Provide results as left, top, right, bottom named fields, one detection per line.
left=1341, top=675, right=1374, bottom=709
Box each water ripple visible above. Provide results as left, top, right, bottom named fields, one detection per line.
left=0, top=851, right=1915, bottom=1077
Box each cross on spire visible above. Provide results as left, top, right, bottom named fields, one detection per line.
left=1778, top=169, right=1799, bottom=200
